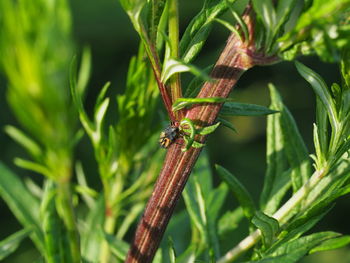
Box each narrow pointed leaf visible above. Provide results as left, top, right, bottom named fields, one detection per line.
left=161, top=59, right=211, bottom=84
left=221, top=102, right=278, bottom=116
left=77, top=47, right=92, bottom=96
left=296, top=61, right=338, bottom=131
left=268, top=84, right=310, bottom=192
left=216, top=165, right=256, bottom=220
left=275, top=0, right=298, bottom=33
left=263, top=232, right=341, bottom=262
left=261, top=84, right=289, bottom=211
left=217, top=117, right=237, bottom=133
left=173, top=97, right=231, bottom=112
left=0, top=163, right=43, bottom=252
left=263, top=169, right=292, bottom=215
left=198, top=122, right=220, bottom=135
left=310, top=235, right=350, bottom=254
left=252, top=0, right=276, bottom=31
left=168, top=237, right=176, bottom=263
left=14, top=158, right=52, bottom=179
left=5, top=126, right=42, bottom=159
left=180, top=0, right=234, bottom=63
left=214, top=18, right=242, bottom=41
left=0, top=228, right=32, bottom=260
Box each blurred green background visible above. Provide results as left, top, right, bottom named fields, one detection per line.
left=1, top=0, right=349, bottom=262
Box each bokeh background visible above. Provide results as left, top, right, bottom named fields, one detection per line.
left=1, top=0, right=349, bottom=262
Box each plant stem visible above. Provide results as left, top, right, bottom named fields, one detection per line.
left=168, top=0, right=182, bottom=107
left=217, top=168, right=326, bottom=263
left=124, top=31, right=258, bottom=263
left=100, top=174, right=124, bottom=263
left=57, top=179, right=81, bottom=263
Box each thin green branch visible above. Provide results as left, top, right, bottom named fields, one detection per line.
left=217, top=169, right=326, bottom=263
left=168, top=0, right=182, bottom=117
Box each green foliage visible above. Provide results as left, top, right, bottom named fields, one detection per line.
left=252, top=212, right=280, bottom=248
left=1, top=1, right=350, bottom=263
left=216, top=165, right=256, bottom=220
left=280, top=0, right=350, bottom=61
left=0, top=228, right=32, bottom=260
left=0, top=163, right=44, bottom=253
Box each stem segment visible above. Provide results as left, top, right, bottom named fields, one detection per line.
left=125, top=32, right=256, bottom=263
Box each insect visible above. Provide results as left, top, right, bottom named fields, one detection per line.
left=159, top=124, right=179, bottom=148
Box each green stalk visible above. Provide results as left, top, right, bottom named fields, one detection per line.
left=168, top=0, right=182, bottom=110
left=57, top=179, right=81, bottom=263
left=100, top=162, right=128, bottom=263
left=217, top=168, right=327, bottom=263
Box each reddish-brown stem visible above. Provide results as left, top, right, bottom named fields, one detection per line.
left=125, top=7, right=279, bottom=262
left=125, top=32, right=257, bottom=263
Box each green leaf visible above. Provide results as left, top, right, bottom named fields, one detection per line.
left=183, top=155, right=222, bottom=258
left=296, top=61, right=338, bottom=131
left=179, top=0, right=233, bottom=63
left=271, top=205, right=331, bottom=249
left=0, top=228, right=32, bottom=260
left=207, top=183, right=228, bottom=224
left=226, top=0, right=249, bottom=41
left=216, top=165, right=256, bottom=220
left=75, top=162, right=96, bottom=209
left=280, top=0, right=350, bottom=62
left=81, top=196, right=105, bottom=262
left=220, top=102, right=278, bottom=116
left=214, top=18, right=243, bottom=41
left=260, top=83, right=289, bottom=211
left=252, top=0, right=276, bottom=49
left=95, top=82, right=111, bottom=113
left=259, top=232, right=341, bottom=263
left=4, top=126, right=42, bottom=160
left=0, top=163, right=43, bottom=252
left=217, top=117, right=237, bottom=133
left=14, top=158, right=52, bottom=179
left=40, top=181, right=71, bottom=262
left=176, top=246, right=196, bottom=263
left=191, top=140, right=206, bottom=149
left=198, top=122, right=221, bottom=135
left=173, top=97, right=231, bottom=112
left=183, top=181, right=205, bottom=238
left=70, top=56, right=94, bottom=136
left=77, top=47, right=92, bottom=97
left=275, top=0, right=298, bottom=35
left=263, top=169, right=292, bottom=215
left=161, top=58, right=211, bottom=84
left=149, top=0, right=166, bottom=44
left=168, top=237, right=176, bottom=263
left=252, top=0, right=276, bottom=30
left=310, top=235, right=350, bottom=254
left=252, top=211, right=279, bottom=248
left=268, top=84, right=310, bottom=192
left=104, top=232, right=129, bottom=261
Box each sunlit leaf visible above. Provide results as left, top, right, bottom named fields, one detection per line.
left=0, top=228, right=32, bottom=260
left=161, top=59, right=211, bottom=84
